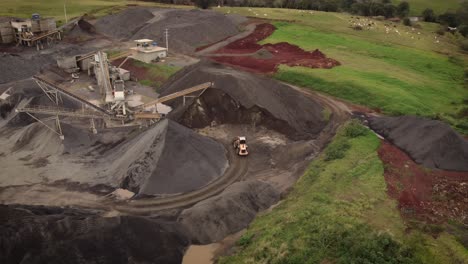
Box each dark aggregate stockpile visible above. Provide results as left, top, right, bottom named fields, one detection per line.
left=0, top=53, right=53, bottom=84
left=95, top=7, right=243, bottom=54
left=0, top=205, right=189, bottom=264
left=120, top=119, right=228, bottom=195
left=94, top=8, right=155, bottom=39
left=179, top=180, right=280, bottom=244
left=160, top=61, right=327, bottom=140
left=369, top=115, right=468, bottom=171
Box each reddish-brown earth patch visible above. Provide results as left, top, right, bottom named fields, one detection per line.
left=112, top=58, right=147, bottom=80
left=215, top=23, right=275, bottom=54
left=378, top=141, right=468, bottom=225
left=208, top=23, right=340, bottom=73
left=111, top=58, right=167, bottom=87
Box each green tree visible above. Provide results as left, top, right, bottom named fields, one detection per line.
left=383, top=3, right=396, bottom=18
left=422, top=8, right=436, bottom=22
left=397, top=1, right=410, bottom=17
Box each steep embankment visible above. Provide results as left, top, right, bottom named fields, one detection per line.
left=369, top=115, right=468, bottom=171
left=159, top=60, right=327, bottom=141
left=0, top=205, right=189, bottom=264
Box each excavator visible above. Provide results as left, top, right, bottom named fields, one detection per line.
left=233, top=136, right=248, bottom=156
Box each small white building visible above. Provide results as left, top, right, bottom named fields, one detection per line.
left=131, top=39, right=167, bottom=63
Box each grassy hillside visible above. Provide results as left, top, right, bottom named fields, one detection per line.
left=393, top=0, right=462, bottom=16
left=0, top=0, right=185, bottom=22
left=218, top=122, right=467, bottom=264
left=219, top=7, right=468, bottom=133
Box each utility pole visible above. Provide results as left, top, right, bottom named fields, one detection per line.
left=164, top=28, right=169, bottom=55
left=64, top=1, right=68, bottom=23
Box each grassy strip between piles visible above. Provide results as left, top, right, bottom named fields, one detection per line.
left=132, top=60, right=181, bottom=90
left=218, top=121, right=467, bottom=264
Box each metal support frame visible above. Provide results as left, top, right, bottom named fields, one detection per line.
left=35, top=79, right=62, bottom=105
left=27, top=78, right=106, bottom=139
left=183, top=95, right=195, bottom=106
left=25, top=112, right=64, bottom=140
left=90, top=118, right=97, bottom=134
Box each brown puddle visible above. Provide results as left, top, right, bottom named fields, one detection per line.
left=182, top=244, right=220, bottom=264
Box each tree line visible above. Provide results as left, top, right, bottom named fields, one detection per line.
left=186, top=0, right=411, bottom=18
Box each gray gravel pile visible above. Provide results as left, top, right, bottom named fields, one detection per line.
left=369, top=115, right=468, bottom=171
left=160, top=60, right=327, bottom=140
left=0, top=53, right=53, bottom=84
left=0, top=81, right=228, bottom=195
left=95, top=7, right=243, bottom=54
left=133, top=9, right=242, bottom=53
left=0, top=205, right=189, bottom=264
left=115, top=119, right=228, bottom=195
left=94, top=7, right=155, bottom=39
left=178, top=180, right=280, bottom=243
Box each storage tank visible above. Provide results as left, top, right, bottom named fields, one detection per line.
left=0, top=21, right=14, bottom=44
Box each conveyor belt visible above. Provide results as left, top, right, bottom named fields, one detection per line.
left=33, top=74, right=112, bottom=116
left=16, top=105, right=107, bottom=119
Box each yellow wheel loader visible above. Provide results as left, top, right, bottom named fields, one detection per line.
left=233, top=136, right=248, bottom=156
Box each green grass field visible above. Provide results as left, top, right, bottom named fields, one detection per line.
left=220, top=7, right=468, bottom=133
left=0, top=0, right=185, bottom=23
left=218, top=122, right=468, bottom=264
left=393, top=0, right=462, bottom=16
left=132, top=60, right=181, bottom=89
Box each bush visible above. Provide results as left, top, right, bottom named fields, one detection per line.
left=403, top=17, right=412, bottom=26
left=193, top=0, right=214, bottom=9
left=438, top=12, right=460, bottom=27
left=436, top=27, right=446, bottom=35
left=324, top=139, right=350, bottom=161
left=237, top=233, right=254, bottom=247
left=461, top=39, right=468, bottom=51
left=459, top=24, right=468, bottom=37
left=344, top=120, right=368, bottom=138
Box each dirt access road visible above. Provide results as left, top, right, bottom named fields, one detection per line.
left=195, top=23, right=257, bottom=56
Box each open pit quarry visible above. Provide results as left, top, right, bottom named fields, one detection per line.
left=1, top=5, right=467, bottom=264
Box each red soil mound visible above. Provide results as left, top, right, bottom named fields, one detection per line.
left=378, top=141, right=468, bottom=224
left=210, top=23, right=340, bottom=73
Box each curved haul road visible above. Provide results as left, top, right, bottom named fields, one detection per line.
left=113, top=147, right=248, bottom=215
